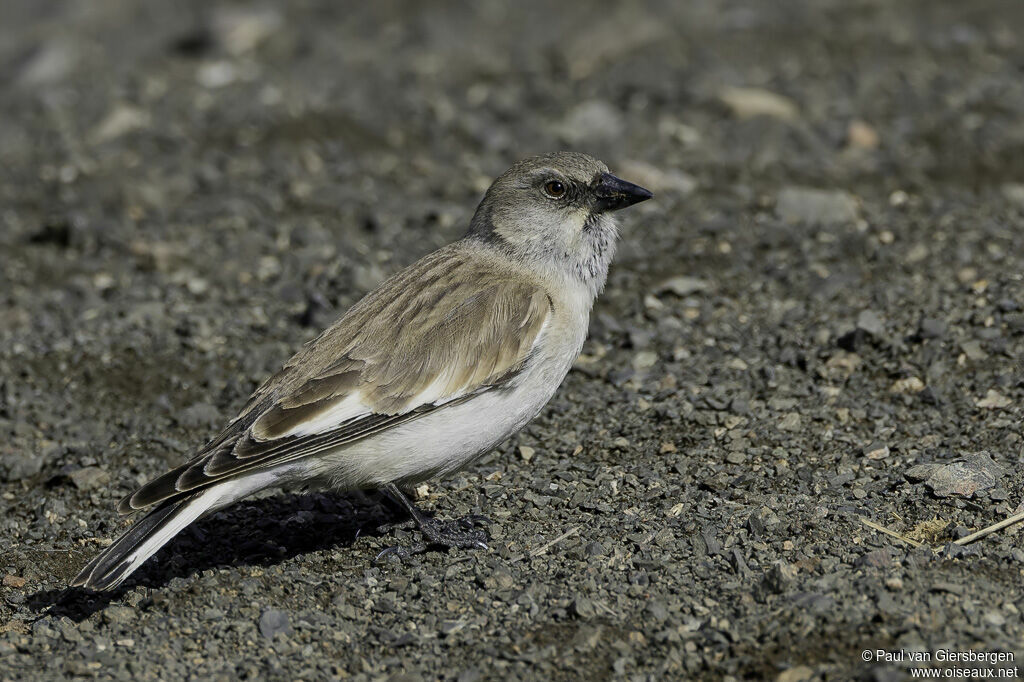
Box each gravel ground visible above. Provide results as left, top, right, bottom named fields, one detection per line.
left=2, top=1, right=1024, bottom=680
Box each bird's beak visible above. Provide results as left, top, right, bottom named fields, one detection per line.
left=593, top=172, right=653, bottom=212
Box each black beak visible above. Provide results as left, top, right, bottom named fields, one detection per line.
left=592, top=172, right=653, bottom=212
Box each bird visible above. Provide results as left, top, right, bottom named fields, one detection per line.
left=71, top=151, right=652, bottom=591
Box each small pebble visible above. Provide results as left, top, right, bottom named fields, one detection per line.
left=718, top=87, right=799, bottom=121
left=68, top=467, right=110, bottom=491
left=863, top=442, right=890, bottom=460
left=2, top=575, right=27, bottom=588
left=258, top=609, right=291, bottom=639
left=777, top=187, right=859, bottom=225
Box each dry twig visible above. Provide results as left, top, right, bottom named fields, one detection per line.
left=953, top=508, right=1024, bottom=546
left=858, top=517, right=923, bottom=548
left=529, top=525, right=580, bottom=557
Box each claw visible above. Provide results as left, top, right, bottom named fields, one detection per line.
left=375, top=542, right=426, bottom=562
left=459, top=515, right=491, bottom=528
left=375, top=546, right=399, bottom=562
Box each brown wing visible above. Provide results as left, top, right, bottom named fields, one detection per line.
left=119, top=244, right=552, bottom=513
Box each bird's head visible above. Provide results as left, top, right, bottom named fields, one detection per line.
left=467, top=152, right=652, bottom=293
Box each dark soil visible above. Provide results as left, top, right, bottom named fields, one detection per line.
left=2, top=1, right=1023, bottom=680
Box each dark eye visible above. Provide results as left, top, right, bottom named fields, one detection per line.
left=543, top=180, right=566, bottom=199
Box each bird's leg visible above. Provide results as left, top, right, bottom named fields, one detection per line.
left=375, top=483, right=489, bottom=561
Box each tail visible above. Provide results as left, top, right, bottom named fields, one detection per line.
left=71, top=485, right=234, bottom=591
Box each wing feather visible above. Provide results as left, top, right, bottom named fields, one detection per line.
left=119, top=244, right=551, bottom=513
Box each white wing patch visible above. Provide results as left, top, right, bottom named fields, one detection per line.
left=279, top=391, right=371, bottom=438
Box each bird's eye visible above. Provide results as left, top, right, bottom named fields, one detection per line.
left=543, top=180, right=567, bottom=199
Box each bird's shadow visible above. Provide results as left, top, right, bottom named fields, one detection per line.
left=28, top=490, right=407, bottom=622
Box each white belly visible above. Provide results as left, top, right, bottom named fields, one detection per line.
left=301, top=339, right=578, bottom=489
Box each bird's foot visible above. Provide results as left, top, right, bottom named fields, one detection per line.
left=376, top=515, right=490, bottom=562
left=420, top=515, right=490, bottom=549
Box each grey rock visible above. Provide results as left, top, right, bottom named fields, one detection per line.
left=777, top=665, right=814, bottom=682
left=863, top=441, right=890, bottom=460
left=558, top=100, right=625, bottom=144
left=439, top=619, right=466, bottom=635
left=718, top=87, right=799, bottom=121
left=211, top=6, right=282, bottom=56
left=856, top=310, right=885, bottom=337
left=645, top=601, right=670, bottom=622
left=725, top=451, right=747, bottom=464
left=761, top=561, right=797, bottom=594
left=921, top=452, right=1004, bottom=498
left=258, top=609, right=291, bottom=639
left=655, top=276, right=709, bottom=297
left=571, top=597, right=597, bottom=619
left=791, top=592, right=835, bottom=614
left=989, top=487, right=1009, bottom=501
left=0, top=452, right=44, bottom=482
left=18, top=40, right=78, bottom=86
left=57, top=618, right=83, bottom=643
left=178, top=402, right=221, bottom=429
left=942, top=543, right=979, bottom=559
left=918, top=317, right=947, bottom=339
left=959, top=339, right=988, bottom=361
left=68, top=466, right=110, bottom=491
left=701, top=529, right=722, bottom=555
left=905, top=463, right=941, bottom=482
left=857, top=548, right=894, bottom=568
left=91, top=104, right=150, bottom=143
left=1002, top=183, right=1024, bottom=207
left=777, top=187, right=859, bottom=225
left=102, top=606, right=136, bottom=625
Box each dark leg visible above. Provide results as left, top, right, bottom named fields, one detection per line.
left=376, top=483, right=489, bottom=560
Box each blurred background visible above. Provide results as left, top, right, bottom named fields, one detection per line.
left=1, top=1, right=1023, bottom=680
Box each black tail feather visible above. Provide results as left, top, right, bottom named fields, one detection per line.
left=70, top=496, right=194, bottom=591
